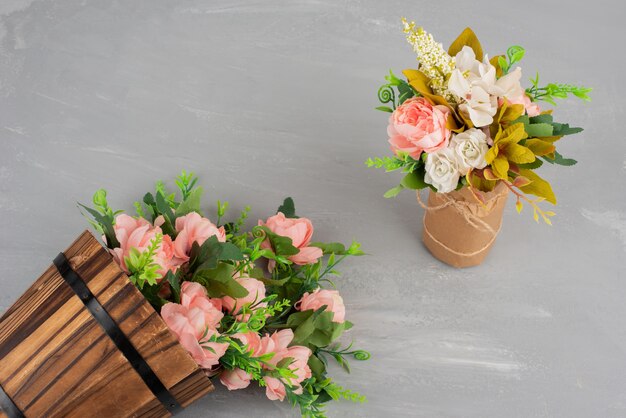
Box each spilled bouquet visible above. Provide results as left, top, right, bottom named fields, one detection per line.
left=81, top=171, right=368, bottom=417
left=368, top=18, right=591, bottom=224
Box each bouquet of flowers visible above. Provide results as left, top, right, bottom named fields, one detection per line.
left=368, top=19, right=591, bottom=224
left=81, top=171, right=368, bottom=418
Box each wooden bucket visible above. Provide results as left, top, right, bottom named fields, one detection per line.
left=0, top=231, right=213, bottom=418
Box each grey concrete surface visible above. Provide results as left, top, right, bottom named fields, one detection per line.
left=1, top=0, right=625, bottom=417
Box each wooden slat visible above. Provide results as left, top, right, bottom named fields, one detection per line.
left=0, top=231, right=213, bottom=417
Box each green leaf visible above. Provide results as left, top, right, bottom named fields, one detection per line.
left=375, top=106, right=394, bottom=113
left=542, top=150, right=577, bottom=166
left=289, top=308, right=346, bottom=349
left=155, top=191, right=176, bottom=235
left=257, top=226, right=299, bottom=257
left=165, top=271, right=182, bottom=303
left=529, top=114, right=553, bottom=124
left=383, top=184, right=404, bottom=198
left=400, top=170, right=428, bottom=190
left=308, top=354, right=326, bottom=379
left=518, top=159, right=544, bottom=169
left=277, top=197, right=298, bottom=218
left=193, top=262, right=249, bottom=298
left=309, top=242, right=346, bottom=255
left=77, top=203, right=119, bottom=248
left=397, top=82, right=415, bottom=105
left=507, top=45, right=525, bottom=65
left=551, top=122, right=583, bottom=136
left=175, top=187, right=203, bottom=217
left=498, top=56, right=508, bottom=73
left=524, top=123, right=554, bottom=138
left=189, top=235, right=244, bottom=271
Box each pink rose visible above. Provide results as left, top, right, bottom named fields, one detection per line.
left=221, top=276, right=267, bottom=319
left=284, top=345, right=312, bottom=389
left=257, top=329, right=312, bottom=400
left=233, top=331, right=263, bottom=355
left=387, top=97, right=451, bottom=158
left=259, top=213, right=323, bottom=267
left=297, top=288, right=345, bottom=323
left=179, top=328, right=228, bottom=369
left=109, top=214, right=180, bottom=279
left=220, top=368, right=252, bottom=390
left=174, top=212, right=226, bottom=261
left=161, top=282, right=227, bottom=369
left=259, top=328, right=293, bottom=366
left=263, top=376, right=287, bottom=401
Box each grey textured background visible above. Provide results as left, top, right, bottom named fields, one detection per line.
left=1, top=1, right=625, bottom=417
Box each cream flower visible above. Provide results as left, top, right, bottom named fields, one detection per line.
left=448, top=46, right=499, bottom=127
left=424, top=147, right=461, bottom=193
left=450, top=128, right=489, bottom=174
left=494, top=67, right=525, bottom=102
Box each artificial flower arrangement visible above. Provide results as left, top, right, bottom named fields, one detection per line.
left=81, top=171, right=369, bottom=418
left=367, top=19, right=590, bottom=267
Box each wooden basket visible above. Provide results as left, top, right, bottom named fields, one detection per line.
left=0, top=231, right=213, bottom=418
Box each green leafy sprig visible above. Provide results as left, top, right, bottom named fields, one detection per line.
left=497, top=45, right=525, bottom=75
left=526, top=73, right=592, bottom=105
left=376, top=70, right=415, bottom=112
left=124, top=233, right=163, bottom=289
left=78, top=189, right=122, bottom=249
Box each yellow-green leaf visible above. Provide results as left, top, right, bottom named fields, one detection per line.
left=518, top=169, right=557, bottom=204
left=485, top=143, right=499, bottom=164
left=515, top=200, right=523, bottom=213
left=490, top=55, right=503, bottom=78
left=496, top=122, right=528, bottom=146
left=403, top=69, right=449, bottom=107
left=491, top=155, right=510, bottom=179
left=467, top=171, right=496, bottom=193
left=525, top=139, right=556, bottom=156
left=448, top=27, right=483, bottom=61
left=505, top=143, right=536, bottom=164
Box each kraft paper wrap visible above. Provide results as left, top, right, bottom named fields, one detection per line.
left=419, top=182, right=509, bottom=268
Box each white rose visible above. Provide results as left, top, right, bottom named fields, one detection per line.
left=450, top=128, right=489, bottom=174
left=424, top=147, right=461, bottom=193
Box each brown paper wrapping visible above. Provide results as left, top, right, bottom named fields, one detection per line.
left=420, top=182, right=509, bottom=268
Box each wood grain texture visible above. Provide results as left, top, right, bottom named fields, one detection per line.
left=0, top=231, right=213, bottom=417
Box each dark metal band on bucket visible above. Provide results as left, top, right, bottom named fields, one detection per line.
left=53, top=252, right=182, bottom=415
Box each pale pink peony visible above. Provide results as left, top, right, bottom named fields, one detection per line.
left=259, top=213, right=323, bottom=267
left=501, top=92, right=541, bottom=117
left=221, top=276, right=267, bottom=319
left=297, top=288, right=346, bottom=323
left=161, top=282, right=227, bottom=369
left=108, top=214, right=180, bottom=280
left=173, top=212, right=226, bottom=261
left=220, top=368, right=252, bottom=390
left=387, top=97, right=451, bottom=158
